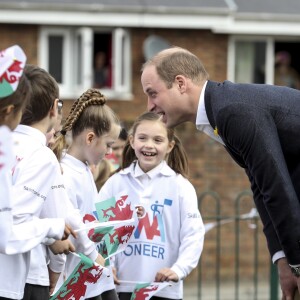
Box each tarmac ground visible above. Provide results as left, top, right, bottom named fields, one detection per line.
left=183, top=281, right=280, bottom=300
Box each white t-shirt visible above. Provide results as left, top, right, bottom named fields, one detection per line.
left=0, top=126, right=14, bottom=252
left=98, top=160, right=205, bottom=299
left=56, top=153, right=115, bottom=297
left=0, top=125, right=98, bottom=299
left=0, top=125, right=66, bottom=299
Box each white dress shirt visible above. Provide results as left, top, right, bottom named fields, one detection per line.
left=196, top=81, right=225, bottom=145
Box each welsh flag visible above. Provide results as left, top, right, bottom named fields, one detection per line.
left=130, top=282, right=171, bottom=300
left=50, top=253, right=107, bottom=300
left=0, top=45, right=26, bottom=98
left=94, top=194, right=137, bottom=259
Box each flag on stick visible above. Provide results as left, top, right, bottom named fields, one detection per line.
left=130, top=282, right=171, bottom=300
left=50, top=253, right=106, bottom=300
left=94, top=194, right=136, bottom=258
left=0, top=45, right=26, bottom=98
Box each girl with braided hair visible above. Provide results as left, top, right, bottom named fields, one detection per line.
left=52, top=88, right=121, bottom=300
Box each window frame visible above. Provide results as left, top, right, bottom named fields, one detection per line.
left=39, top=26, right=132, bottom=100
left=229, top=35, right=300, bottom=86
left=228, top=35, right=275, bottom=85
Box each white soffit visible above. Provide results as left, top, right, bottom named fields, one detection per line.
left=0, top=9, right=300, bottom=36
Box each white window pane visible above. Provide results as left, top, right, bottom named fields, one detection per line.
left=235, top=41, right=266, bottom=84
left=76, top=34, right=82, bottom=85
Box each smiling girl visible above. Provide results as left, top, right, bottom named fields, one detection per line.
left=98, top=111, right=205, bottom=300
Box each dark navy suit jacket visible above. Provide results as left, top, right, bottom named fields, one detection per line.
left=205, top=80, right=300, bottom=265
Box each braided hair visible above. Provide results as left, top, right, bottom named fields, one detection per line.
left=52, top=88, right=119, bottom=161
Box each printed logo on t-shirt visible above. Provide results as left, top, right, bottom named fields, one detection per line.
left=123, top=198, right=173, bottom=260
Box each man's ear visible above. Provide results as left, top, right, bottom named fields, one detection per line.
left=86, top=132, right=96, bottom=145
left=175, top=75, right=187, bottom=93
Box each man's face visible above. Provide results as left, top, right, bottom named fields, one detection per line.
left=141, top=65, right=184, bottom=128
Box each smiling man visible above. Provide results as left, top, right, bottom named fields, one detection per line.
left=141, top=46, right=300, bottom=300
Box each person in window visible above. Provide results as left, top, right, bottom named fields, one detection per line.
left=94, top=51, right=109, bottom=89
left=274, top=51, right=300, bottom=89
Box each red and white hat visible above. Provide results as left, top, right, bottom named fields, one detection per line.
left=0, top=45, right=27, bottom=98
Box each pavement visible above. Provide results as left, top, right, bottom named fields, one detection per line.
left=183, top=281, right=279, bottom=300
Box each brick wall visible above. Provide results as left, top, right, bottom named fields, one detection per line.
left=0, top=24, right=270, bottom=280
left=0, top=24, right=38, bottom=65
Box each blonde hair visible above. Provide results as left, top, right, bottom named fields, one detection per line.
left=52, top=88, right=119, bottom=161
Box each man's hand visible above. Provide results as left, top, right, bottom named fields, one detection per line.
left=62, top=223, right=77, bottom=240
left=277, top=258, right=298, bottom=300
left=155, top=268, right=179, bottom=282
left=49, top=239, right=75, bottom=255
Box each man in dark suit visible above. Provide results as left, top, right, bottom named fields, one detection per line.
left=141, top=46, right=300, bottom=299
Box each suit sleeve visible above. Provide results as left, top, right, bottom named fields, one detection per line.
left=219, top=104, right=300, bottom=264
left=245, top=169, right=282, bottom=258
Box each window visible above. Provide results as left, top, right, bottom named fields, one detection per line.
left=39, top=27, right=132, bottom=99
left=228, top=36, right=300, bottom=89
left=234, top=41, right=266, bottom=84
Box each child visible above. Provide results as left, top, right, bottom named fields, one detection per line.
left=98, top=112, right=205, bottom=300
left=3, top=65, right=103, bottom=300
left=0, top=45, right=75, bottom=252
left=52, top=88, right=120, bottom=300
left=106, top=126, right=128, bottom=170
left=0, top=44, right=31, bottom=252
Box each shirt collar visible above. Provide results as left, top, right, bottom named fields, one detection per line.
left=134, top=160, right=163, bottom=179
left=14, top=124, right=47, bottom=146
left=195, top=81, right=225, bottom=146
left=119, top=160, right=175, bottom=178
left=62, top=153, right=89, bottom=174
left=196, top=80, right=209, bottom=128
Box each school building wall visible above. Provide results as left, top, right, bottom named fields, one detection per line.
left=0, top=24, right=270, bottom=281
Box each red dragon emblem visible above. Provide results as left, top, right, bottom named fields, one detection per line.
left=102, top=195, right=133, bottom=220
left=132, top=285, right=159, bottom=300
left=53, top=263, right=103, bottom=300
left=101, top=195, right=135, bottom=246
left=0, top=60, right=23, bottom=84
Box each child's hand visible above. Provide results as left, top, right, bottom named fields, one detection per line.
left=62, top=223, right=77, bottom=240
left=49, top=239, right=76, bottom=255
left=95, top=254, right=105, bottom=266
left=112, top=267, right=120, bottom=285
left=48, top=267, right=60, bottom=296
left=155, top=268, right=179, bottom=282
left=135, top=205, right=146, bottom=218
